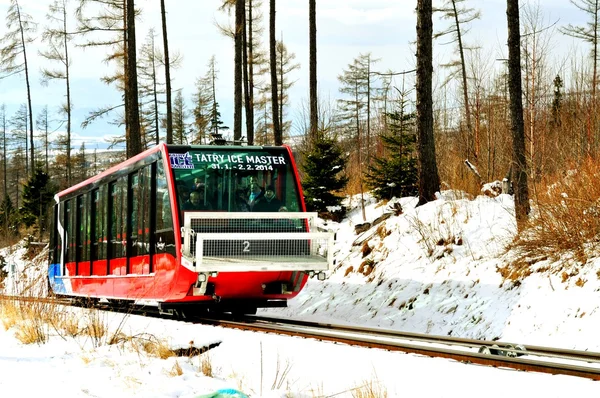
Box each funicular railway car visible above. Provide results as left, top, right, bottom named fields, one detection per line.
left=48, top=142, right=334, bottom=315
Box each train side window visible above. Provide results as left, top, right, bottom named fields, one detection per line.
left=91, top=189, right=98, bottom=261
left=76, top=195, right=82, bottom=265
left=93, top=186, right=108, bottom=261
left=77, top=194, right=90, bottom=264
left=139, top=165, right=151, bottom=256
left=110, top=177, right=127, bottom=260
left=130, top=172, right=139, bottom=258
left=155, top=158, right=175, bottom=258
left=66, top=199, right=76, bottom=264
left=60, top=201, right=67, bottom=272
left=49, top=203, right=57, bottom=265
left=129, top=165, right=152, bottom=262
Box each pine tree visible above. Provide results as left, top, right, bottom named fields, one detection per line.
left=0, top=194, right=18, bottom=239
left=301, top=136, right=348, bottom=215
left=365, top=110, right=418, bottom=200
left=172, top=90, right=189, bottom=144
left=20, top=167, right=56, bottom=232
left=72, top=143, right=87, bottom=184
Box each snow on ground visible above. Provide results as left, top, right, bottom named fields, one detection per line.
left=1, top=188, right=600, bottom=397
left=266, top=191, right=600, bottom=351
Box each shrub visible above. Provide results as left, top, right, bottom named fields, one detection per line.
left=515, top=159, right=600, bottom=263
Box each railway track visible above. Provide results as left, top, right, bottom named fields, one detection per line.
left=3, top=294, right=600, bottom=380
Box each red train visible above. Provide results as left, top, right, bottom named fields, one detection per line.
left=48, top=143, right=333, bottom=315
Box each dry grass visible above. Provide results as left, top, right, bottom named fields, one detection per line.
left=140, top=335, right=176, bottom=359
left=200, top=352, right=213, bottom=377
left=507, top=160, right=600, bottom=281
left=1, top=299, right=51, bottom=344
left=1, top=299, right=21, bottom=330
left=167, top=361, right=183, bottom=377
left=84, top=309, right=108, bottom=347
left=521, top=160, right=600, bottom=259
left=351, top=379, right=388, bottom=398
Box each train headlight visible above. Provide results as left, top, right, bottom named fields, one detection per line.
left=197, top=273, right=207, bottom=283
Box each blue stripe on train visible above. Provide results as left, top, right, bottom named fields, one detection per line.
left=48, top=263, right=67, bottom=294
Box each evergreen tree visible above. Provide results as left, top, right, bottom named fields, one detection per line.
left=0, top=194, right=18, bottom=239
left=20, top=167, right=56, bottom=232
left=73, top=143, right=87, bottom=184
left=365, top=111, right=418, bottom=200
left=172, top=90, right=189, bottom=144
left=210, top=102, right=228, bottom=139
left=301, top=136, right=348, bottom=214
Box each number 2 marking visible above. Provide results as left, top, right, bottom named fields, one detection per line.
left=243, top=241, right=250, bottom=252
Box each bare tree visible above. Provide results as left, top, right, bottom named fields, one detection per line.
left=416, top=0, right=440, bottom=206
left=434, top=0, right=480, bottom=162
left=138, top=28, right=164, bottom=146
left=276, top=39, right=300, bottom=138
left=35, top=106, right=51, bottom=175
left=521, top=2, right=556, bottom=179
left=0, top=0, right=36, bottom=176
left=560, top=0, right=600, bottom=155
left=507, top=0, right=531, bottom=230
left=76, top=0, right=126, bottom=128
left=40, top=0, right=73, bottom=184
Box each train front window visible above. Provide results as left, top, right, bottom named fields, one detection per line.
left=169, top=148, right=302, bottom=214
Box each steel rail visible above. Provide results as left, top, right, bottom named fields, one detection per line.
left=3, top=294, right=600, bottom=380
left=195, top=314, right=600, bottom=380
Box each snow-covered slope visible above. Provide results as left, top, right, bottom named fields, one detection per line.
left=263, top=190, right=600, bottom=351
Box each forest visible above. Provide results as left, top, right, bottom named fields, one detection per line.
left=0, top=0, right=599, bottom=250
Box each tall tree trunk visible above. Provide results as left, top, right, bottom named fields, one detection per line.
left=126, top=0, right=142, bottom=158
left=506, top=0, right=530, bottom=230
left=63, top=2, right=72, bottom=185
left=366, top=54, right=371, bottom=166
left=152, top=49, right=160, bottom=146
left=160, top=0, right=173, bottom=144
left=416, top=0, right=440, bottom=206
left=1, top=108, right=6, bottom=200
left=123, top=0, right=130, bottom=148
left=309, top=0, right=318, bottom=143
left=594, top=2, right=598, bottom=156
left=278, top=38, right=284, bottom=134
left=269, top=0, right=282, bottom=145
left=234, top=0, right=244, bottom=142
left=243, top=0, right=254, bottom=145
left=16, top=3, right=34, bottom=175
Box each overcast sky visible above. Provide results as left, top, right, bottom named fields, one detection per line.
left=0, top=0, right=587, bottom=150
